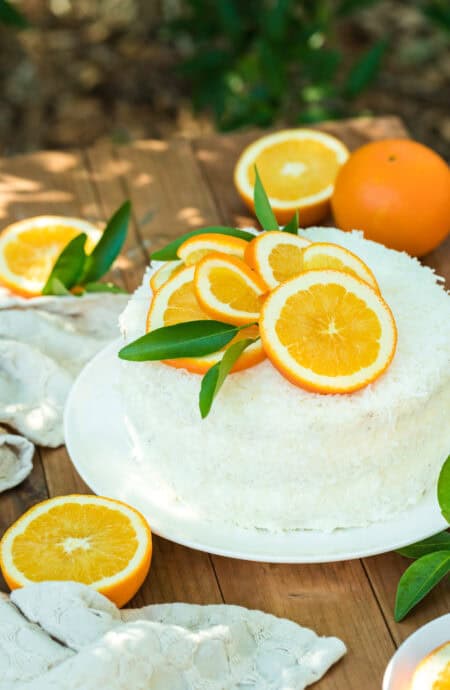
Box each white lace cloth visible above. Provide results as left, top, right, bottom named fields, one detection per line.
left=0, top=582, right=346, bottom=689
left=0, top=288, right=128, bottom=448
left=0, top=427, right=34, bottom=492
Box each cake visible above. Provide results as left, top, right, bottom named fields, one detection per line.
left=119, top=227, right=450, bottom=531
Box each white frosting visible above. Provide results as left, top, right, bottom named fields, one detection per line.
left=119, top=228, right=450, bottom=530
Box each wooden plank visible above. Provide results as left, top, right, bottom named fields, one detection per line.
left=85, top=139, right=224, bottom=607
left=192, top=117, right=450, bottom=658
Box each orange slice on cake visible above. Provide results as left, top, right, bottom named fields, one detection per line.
left=244, top=231, right=311, bottom=289
left=149, top=259, right=184, bottom=292
left=234, top=129, right=349, bottom=225
left=177, top=232, right=248, bottom=265
left=302, top=242, right=380, bottom=292
left=260, top=269, right=397, bottom=393
left=147, top=264, right=265, bottom=373
left=0, top=495, right=152, bottom=608
left=0, top=216, right=101, bottom=297
left=410, top=641, right=450, bottom=690
left=194, top=252, right=267, bottom=325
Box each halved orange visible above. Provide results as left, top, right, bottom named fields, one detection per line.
left=177, top=232, right=248, bottom=265
left=0, top=216, right=101, bottom=297
left=410, top=641, right=450, bottom=690
left=0, top=495, right=152, bottom=608
left=147, top=264, right=265, bottom=373
left=150, top=259, right=184, bottom=292
left=302, top=242, right=380, bottom=292
left=194, top=252, right=267, bottom=326
left=244, top=230, right=311, bottom=289
left=260, top=269, right=397, bottom=393
left=234, top=129, right=349, bottom=225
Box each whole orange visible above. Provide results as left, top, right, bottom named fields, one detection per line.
left=331, top=139, right=450, bottom=256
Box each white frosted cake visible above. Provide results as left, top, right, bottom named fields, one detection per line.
left=120, top=228, right=450, bottom=531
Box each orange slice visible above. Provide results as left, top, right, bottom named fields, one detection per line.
left=150, top=259, right=184, bottom=292
left=194, top=252, right=267, bottom=326
left=302, top=242, right=380, bottom=292
left=234, top=129, right=349, bottom=225
left=411, top=641, right=450, bottom=690
left=244, top=230, right=311, bottom=289
left=0, top=495, right=152, bottom=608
left=177, top=232, right=248, bottom=265
left=0, top=216, right=101, bottom=297
left=260, top=269, right=397, bottom=393
left=147, top=264, right=265, bottom=373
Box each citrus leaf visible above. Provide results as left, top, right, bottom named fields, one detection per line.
left=83, top=281, right=127, bottom=294
left=118, top=320, right=242, bottom=361
left=283, top=210, right=299, bottom=235
left=438, top=455, right=450, bottom=522
left=344, top=39, right=387, bottom=98
left=199, top=337, right=256, bottom=418
left=397, top=532, right=450, bottom=559
left=0, top=0, right=29, bottom=27
left=254, top=166, right=278, bottom=231
left=394, top=550, right=450, bottom=621
left=81, top=201, right=130, bottom=283
left=42, top=233, right=87, bottom=295
left=151, top=227, right=254, bottom=261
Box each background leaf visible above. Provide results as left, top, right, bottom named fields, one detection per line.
left=254, top=166, right=278, bottom=230
left=0, top=0, right=28, bottom=27
left=394, top=550, right=450, bottom=621
left=283, top=210, right=299, bottom=235
left=344, top=39, right=387, bottom=98
left=42, top=233, right=87, bottom=295
left=82, top=201, right=130, bottom=283
left=438, top=455, right=450, bottom=521
left=397, top=531, right=450, bottom=559
left=151, top=227, right=255, bottom=261
left=119, top=320, right=242, bottom=361
left=43, top=277, right=71, bottom=296
left=199, top=338, right=256, bottom=417
left=84, top=281, right=127, bottom=294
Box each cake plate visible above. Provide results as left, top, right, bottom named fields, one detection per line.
left=64, top=340, right=447, bottom=564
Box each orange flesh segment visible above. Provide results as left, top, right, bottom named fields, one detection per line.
left=269, top=243, right=304, bottom=283
left=208, top=266, right=263, bottom=314
left=11, top=503, right=138, bottom=584
left=276, top=283, right=382, bottom=376
left=163, top=280, right=209, bottom=325
left=247, top=140, right=341, bottom=200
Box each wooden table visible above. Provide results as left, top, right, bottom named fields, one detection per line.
left=1, top=116, right=449, bottom=690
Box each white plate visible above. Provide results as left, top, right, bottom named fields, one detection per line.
left=383, top=614, right=450, bottom=690
left=64, top=341, right=447, bottom=563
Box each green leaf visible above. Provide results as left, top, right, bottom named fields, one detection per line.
left=253, top=166, right=278, bottom=231
left=394, top=550, right=450, bottom=621
left=83, top=282, right=127, bottom=294
left=199, top=338, right=256, bottom=418
left=151, top=227, right=255, bottom=261
left=0, top=0, right=29, bottom=27
left=82, top=201, right=130, bottom=283
left=42, top=233, right=87, bottom=295
left=397, top=532, right=450, bottom=559
left=344, top=39, right=387, bottom=98
left=438, top=455, right=450, bottom=521
left=118, top=320, right=242, bottom=362
left=282, top=210, right=299, bottom=235
left=43, top=276, right=71, bottom=296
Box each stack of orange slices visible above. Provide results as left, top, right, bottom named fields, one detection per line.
left=148, top=229, right=397, bottom=394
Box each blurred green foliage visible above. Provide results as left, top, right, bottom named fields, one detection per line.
left=167, top=0, right=388, bottom=130
left=0, top=0, right=28, bottom=27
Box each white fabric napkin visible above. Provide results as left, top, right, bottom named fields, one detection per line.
left=0, top=288, right=128, bottom=448
left=0, top=426, right=34, bottom=492
left=0, top=582, right=346, bottom=690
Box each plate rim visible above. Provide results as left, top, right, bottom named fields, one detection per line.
left=64, top=340, right=447, bottom=563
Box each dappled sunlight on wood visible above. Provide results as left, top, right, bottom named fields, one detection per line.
left=134, top=139, right=169, bottom=152
left=176, top=206, right=205, bottom=226
left=33, top=151, right=79, bottom=174
left=195, top=148, right=219, bottom=163
left=133, top=172, right=154, bottom=187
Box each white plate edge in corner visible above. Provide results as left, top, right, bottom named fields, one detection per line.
left=64, top=340, right=447, bottom=564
